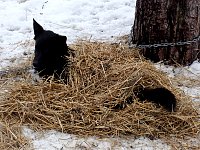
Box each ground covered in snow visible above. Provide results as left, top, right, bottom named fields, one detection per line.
left=0, top=0, right=134, bottom=70
left=0, top=0, right=200, bottom=149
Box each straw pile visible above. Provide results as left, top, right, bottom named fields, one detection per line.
left=0, top=41, right=199, bottom=142
left=0, top=65, right=32, bottom=149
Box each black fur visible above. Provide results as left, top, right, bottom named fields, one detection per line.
left=136, top=87, right=176, bottom=112
left=33, top=19, right=70, bottom=81
left=113, top=87, right=176, bottom=112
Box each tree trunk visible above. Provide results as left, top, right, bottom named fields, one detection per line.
left=130, top=0, right=200, bottom=65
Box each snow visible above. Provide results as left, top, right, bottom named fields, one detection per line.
left=0, top=0, right=199, bottom=149
left=23, top=127, right=170, bottom=150
left=189, top=60, right=200, bottom=75
left=0, top=0, right=135, bottom=69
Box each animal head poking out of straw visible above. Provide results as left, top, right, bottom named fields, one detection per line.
left=33, top=19, right=70, bottom=82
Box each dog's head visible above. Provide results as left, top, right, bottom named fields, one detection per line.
left=33, top=19, right=70, bottom=78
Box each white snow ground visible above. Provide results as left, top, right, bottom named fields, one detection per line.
left=0, top=0, right=135, bottom=70
left=0, top=0, right=199, bottom=149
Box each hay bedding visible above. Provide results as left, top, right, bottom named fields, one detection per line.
left=0, top=41, right=199, bottom=146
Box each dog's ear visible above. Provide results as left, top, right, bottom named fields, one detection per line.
left=33, top=19, right=44, bottom=38
left=61, top=36, right=67, bottom=42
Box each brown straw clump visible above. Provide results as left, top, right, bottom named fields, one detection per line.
left=0, top=125, right=29, bottom=150
left=0, top=40, right=199, bottom=140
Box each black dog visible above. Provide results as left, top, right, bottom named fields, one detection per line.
left=33, top=19, right=70, bottom=81
left=32, top=19, right=176, bottom=112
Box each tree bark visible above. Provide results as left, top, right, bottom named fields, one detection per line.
left=130, top=0, right=200, bottom=65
